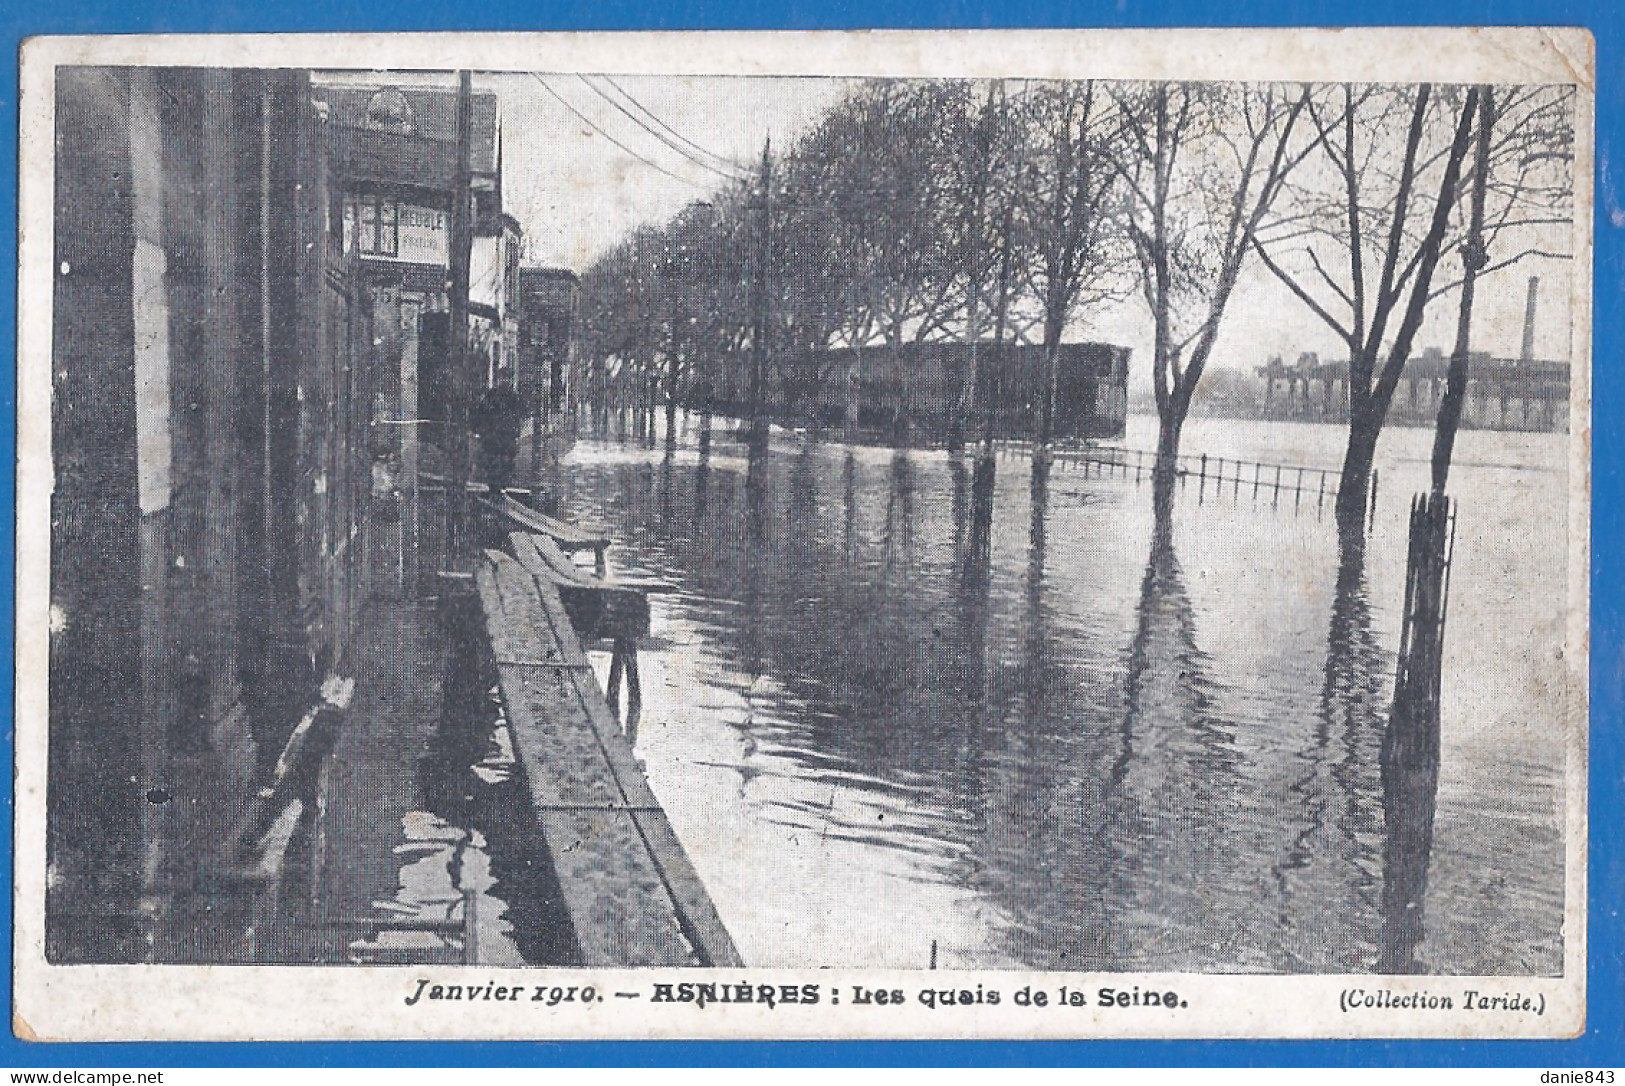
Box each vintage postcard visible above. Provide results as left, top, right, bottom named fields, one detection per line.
left=13, top=28, right=1592, bottom=1041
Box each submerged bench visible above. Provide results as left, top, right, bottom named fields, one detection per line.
left=508, top=531, right=648, bottom=641
left=508, top=531, right=648, bottom=724
left=474, top=547, right=741, bottom=968
left=480, top=493, right=611, bottom=575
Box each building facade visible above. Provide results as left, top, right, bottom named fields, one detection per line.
left=50, top=67, right=374, bottom=962
left=313, top=80, right=518, bottom=581
left=518, top=266, right=583, bottom=417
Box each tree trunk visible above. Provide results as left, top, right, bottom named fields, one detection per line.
left=1335, top=409, right=1381, bottom=543
left=966, top=447, right=996, bottom=582
left=665, top=348, right=680, bottom=448
left=1152, top=396, right=1185, bottom=518
left=1036, top=339, right=1060, bottom=460
left=846, top=348, right=863, bottom=440
left=1431, top=87, right=1494, bottom=495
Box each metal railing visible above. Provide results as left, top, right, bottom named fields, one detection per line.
left=993, top=440, right=1370, bottom=519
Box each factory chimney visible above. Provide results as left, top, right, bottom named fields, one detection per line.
left=1520, top=275, right=1540, bottom=361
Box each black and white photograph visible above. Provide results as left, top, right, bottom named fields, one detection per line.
left=15, top=29, right=1592, bottom=1041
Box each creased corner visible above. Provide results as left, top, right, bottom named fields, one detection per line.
left=14, top=1010, right=41, bottom=1044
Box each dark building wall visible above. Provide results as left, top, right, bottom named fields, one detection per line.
left=48, top=66, right=371, bottom=963
left=49, top=66, right=145, bottom=964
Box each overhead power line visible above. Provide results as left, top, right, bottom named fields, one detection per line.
left=577, top=75, right=748, bottom=184
left=529, top=73, right=717, bottom=191
left=598, top=75, right=750, bottom=176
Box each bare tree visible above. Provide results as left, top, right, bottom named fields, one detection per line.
left=1421, top=87, right=1575, bottom=303
left=928, top=80, right=1013, bottom=450
left=1113, top=81, right=1313, bottom=517
left=1015, top=79, right=1126, bottom=458
left=1251, top=83, right=1482, bottom=539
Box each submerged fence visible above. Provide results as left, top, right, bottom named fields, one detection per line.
left=995, top=440, right=1373, bottom=520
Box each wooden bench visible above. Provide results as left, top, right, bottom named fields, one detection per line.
left=480, top=493, right=611, bottom=575
left=475, top=549, right=741, bottom=968
left=507, top=531, right=648, bottom=639
left=419, top=471, right=534, bottom=498
left=507, top=531, right=649, bottom=725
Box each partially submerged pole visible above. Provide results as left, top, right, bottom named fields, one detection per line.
left=748, top=139, right=772, bottom=451
left=446, top=70, right=475, bottom=560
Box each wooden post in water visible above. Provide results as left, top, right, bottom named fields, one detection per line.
left=1272, top=464, right=1282, bottom=506
left=1253, top=462, right=1262, bottom=499
left=607, top=641, right=623, bottom=710
left=1381, top=490, right=1455, bottom=971
left=1295, top=467, right=1305, bottom=511
left=621, top=636, right=642, bottom=739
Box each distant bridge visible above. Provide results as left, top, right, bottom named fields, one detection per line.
left=1254, top=350, right=1570, bottom=432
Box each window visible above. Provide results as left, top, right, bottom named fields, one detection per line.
left=379, top=201, right=398, bottom=256
left=352, top=194, right=399, bottom=258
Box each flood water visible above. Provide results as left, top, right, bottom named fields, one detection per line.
left=554, top=412, right=1570, bottom=975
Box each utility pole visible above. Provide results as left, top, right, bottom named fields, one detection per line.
left=748, top=139, right=772, bottom=450
left=447, top=69, right=474, bottom=559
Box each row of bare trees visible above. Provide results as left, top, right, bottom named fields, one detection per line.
left=579, top=77, right=1574, bottom=536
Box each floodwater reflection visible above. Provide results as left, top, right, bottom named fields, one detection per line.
left=1271, top=542, right=1387, bottom=971
left=1105, top=523, right=1258, bottom=970
left=557, top=416, right=1565, bottom=974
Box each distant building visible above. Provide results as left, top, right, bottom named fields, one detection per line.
left=312, top=80, right=519, bottom=471
left=518, top=267, right=583, bottom=416
left=697, top=341, right=1132, bottom=444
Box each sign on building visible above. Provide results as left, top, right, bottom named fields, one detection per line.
left=343, top=198, right=448, bottom=267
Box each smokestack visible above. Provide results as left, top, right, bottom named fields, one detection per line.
left=1521, top=275, right=1540, bottom=361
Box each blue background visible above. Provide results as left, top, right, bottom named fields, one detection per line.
left=1, top=0, right=1618, bottom=1068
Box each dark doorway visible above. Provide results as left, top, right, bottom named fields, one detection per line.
left=418, top=310, right=451, bottom=426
